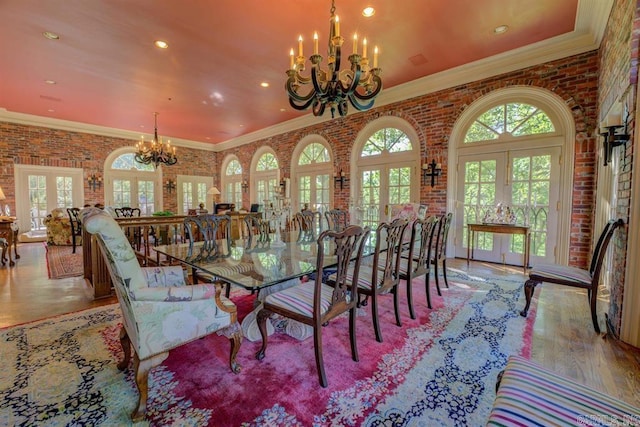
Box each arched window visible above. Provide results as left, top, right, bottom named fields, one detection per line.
left=222, top=157, right=243, bottom=208
left=464, top=102, right=555, bottom=143
left=252, top=149, right=280, bottom=206
left=106, top=150, right=161, bottom=214
left=293, top=139, right=332, bottom=212
left=353, top=119, right=419, bottom=229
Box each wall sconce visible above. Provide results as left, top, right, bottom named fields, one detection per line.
left=87, top=173, right=102, bottom=191
left=334, top=169, right=349, bottom=190
left=422, top=159, right=442, bottom=187
left=601, top=116, right=630, bottom=166
left=164, top=179, right=176, bottom=194
left=241, top=179, right=249, bottom=193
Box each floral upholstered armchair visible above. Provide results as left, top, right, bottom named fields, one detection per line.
left=44, top=208, right=81, bottom=246
left=81, top=207, right=242, bottom=422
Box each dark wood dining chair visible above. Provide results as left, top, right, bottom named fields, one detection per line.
left=520, top=218, right=624, bottom=333
left=325, top=208, right=349, bottom=232
left=295, top=210, right=317, bottom=242
left=356, top=218, right=409, bottom=342
left=431, top=212, right=453, bottom=294
left=114, top=207, right=142, bottom=249
left=185, top=214, right=234, bottom=296
left=66, top=207, right=82, bottom=253
left=255, top=225, right=370, bottom=387
left=244, top=213, right=271, bottom=244
left=399, top=215, right=439, bottom=319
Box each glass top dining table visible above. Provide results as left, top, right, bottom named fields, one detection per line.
left=154, top=231, right=348, bottom=292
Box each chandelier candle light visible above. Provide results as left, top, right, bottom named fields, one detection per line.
left=135, top=112, right=178, bottom=168
left=286, top=0, right=382, bottom=118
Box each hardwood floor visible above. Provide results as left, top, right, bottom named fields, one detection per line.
left=1, top=242, right=638, bottom=407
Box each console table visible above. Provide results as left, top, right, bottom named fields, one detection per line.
left=0, top=218, right=20, bottom=266
left=467, top=223, right=530, bottom=273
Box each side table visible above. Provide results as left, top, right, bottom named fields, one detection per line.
left=0, top=218, right=20, bottom=266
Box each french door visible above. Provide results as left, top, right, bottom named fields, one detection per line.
left=455, top=147, right=560, bottom=265
left=359, top=164, right=414, bottom=229
left=14, top=165, right=84, bottom=232
left=296, top=172, right=331, bottom=212
left=110, top=176, right=157, bottom=215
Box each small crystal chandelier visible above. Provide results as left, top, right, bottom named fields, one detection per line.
left=134, top=112, right=177, bottom=168
left=286, top=0, right=382, bottom=118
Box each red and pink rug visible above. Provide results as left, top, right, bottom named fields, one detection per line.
left=44, top=244, right=83, bottom=279
left=0, top=269, right=537, bottom=426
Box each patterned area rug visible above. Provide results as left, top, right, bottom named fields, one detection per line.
left=45, top=244, right=83, bottom=279
left=0, top=269, right=536, bottom=426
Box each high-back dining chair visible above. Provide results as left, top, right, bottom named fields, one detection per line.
left=325, top=208, right=349, bottom=232
left=356, top=218, right=409, bottom=342
left=66, top=207, right=82, bottom=253
left=399, top=215, right=439, bottom=319
left=295, top=210, right=317, bottom=242
left=184, top=214, right=235, bottom=293
left=114, top=207, right=142, bottom=249
left=82, top=207, right=242, bottom=422
left=255, top=225, right=370, bottom=387
left=520, top=218, right=624, bottom=333
left=431, top=212, right=453, bottom=294
left=244, top=213, right=271, bottom=244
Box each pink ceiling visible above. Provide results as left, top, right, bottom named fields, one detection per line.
left=0, top=0, right=579, bottom=145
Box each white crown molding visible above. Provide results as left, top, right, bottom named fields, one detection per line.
left=0, top=108, right=216, bottom=152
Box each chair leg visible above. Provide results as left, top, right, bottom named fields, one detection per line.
left=406, top=277, right=416, bottom=320
left=442, top=259, right=449, bottom=288
left=117, top=326, right=131, bottom=371
left=589, top=285, right=601, bottom=334
left=519, top=279, right=540, bottom=317
left=371, top=294, right=383, bottom=343
left=131, top=352, right=168, bottom=422
left=425, top=276, right=433, bottom=310
left=313, top=324, right=328, bottom=387
left=393, top=286, right=402, bottom=327
left=433, top=261, right=442, bottom=296
left=225, top=282, right=231, bottom=298
left=255, top=308, right=272, bottom=360
left=228, top=329, right=243, bottom=373
left=71, top=235, right=76, bottom=254
left=349, top=306, right=359, bottom=362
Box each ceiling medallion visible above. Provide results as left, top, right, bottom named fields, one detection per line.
left=134, top=112, right=177, bottom=168
left=286, top=0, right=382, bottom=118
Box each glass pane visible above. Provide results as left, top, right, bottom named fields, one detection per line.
left=256, top=153, right=279, bottom=171
left=112, top=153, right=154, bottom=171
left=299, top=142, right=330, bottom=165
left=226, top=159, right=242, bottom=176
left=183, top=182, right=193, bottom=212
left=138, top=180, right=154, bottom=215
left=113, top=179, right=132, bottom=207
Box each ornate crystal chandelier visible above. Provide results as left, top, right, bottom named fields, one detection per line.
left=134, top=112, right=177, bottom=168
left=286, top=0, right=382, bottom=118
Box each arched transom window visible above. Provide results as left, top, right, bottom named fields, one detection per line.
left=464, top=102, right=555, bottom=143
left=362, top=128, right=413, bottom=156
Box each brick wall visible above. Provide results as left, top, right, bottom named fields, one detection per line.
left=0, top=50, right=605, bottom=271
left=219, top=51, right=600, bottom=268
left=599, top=0, right=637, bottom=336
left=0, top=122, right=218, bottom=213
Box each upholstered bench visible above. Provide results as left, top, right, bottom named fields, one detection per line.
left=487, top=355, right=640, bottom=426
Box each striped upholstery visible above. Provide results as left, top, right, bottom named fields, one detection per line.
left=327, top=267, right=375, bottom=291
left=263, top=282, right=335, bottom=317
left=196, top=262, right=254, bottom=281
left=530, top=264, right=592, bottom=285
left=487, top=355, right=640, bottom=426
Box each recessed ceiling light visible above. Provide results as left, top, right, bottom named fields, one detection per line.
left=44, top=80, right=56, bottom=85
left=494, top=25, right=509, bottom=35
left=280, top=108, right=286, bottom=112
left=47, top=109, right=55, bottom=112
left=260, top=82, right=270, bottom=88
left=43, top=31, right=60, bottom=40
left=363, top=7, right=375, bottom=17
left=154, top=40, right=169, bottom=49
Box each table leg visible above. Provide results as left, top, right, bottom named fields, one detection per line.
left=467, top=228, right=471, bottom=267
left=13, top=230, right=19, bottom=259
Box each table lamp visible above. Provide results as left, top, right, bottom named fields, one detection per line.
left=207, top=187, right=220, bottom=213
